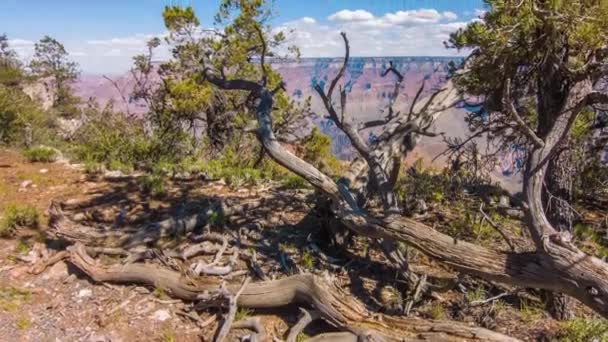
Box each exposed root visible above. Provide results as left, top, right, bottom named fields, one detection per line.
left=66, top=243, right=519, bottom=341
left=215, top=277, right=251, bottom=342
left=286, top=308, right=320, bottom=342
left=232, top=317, right=266, bottom=341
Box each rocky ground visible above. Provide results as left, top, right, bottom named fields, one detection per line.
left=0, top=148, right=603, bottom=341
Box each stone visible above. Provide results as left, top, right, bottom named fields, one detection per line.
left=498, top=195, right=511, bottom=208
left=104, top=170, right=126, bottom=180
left=19, top=180, right=33, bottom=191
left=151, top=309, right=171, bottom=322
left=42, top=261, right=69, bottom=280
left=72, top=213, right=87, bottom=222
left=78, top=288, right=93, bottom=298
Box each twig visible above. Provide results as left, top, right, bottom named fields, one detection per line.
left=108, top=292, right=137, bottom=315
left=404, top=273, right=427, bottom=316
left=29, top=250, right=69, bottom=275
left=215, top=277, right=252, bottom=342
left=479, top=203, right=516, bottom=251
left=286, top=308, right=320, bottom=342
left=470, top=289, right=521, bottom=307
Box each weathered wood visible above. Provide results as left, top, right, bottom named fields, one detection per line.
left=66, top=243, right=518, bottom=342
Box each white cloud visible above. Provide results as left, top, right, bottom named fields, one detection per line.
left=383, top=9, right=457, bottom=26
left=300, top=17, right=316, bottom=24
left=6, top=7, right=474, bottom=73
left=328, top=9, right=374, bottom=22
left=275, top=8, right=473, bottom=58
left=473, top=8, right=487, bottom=18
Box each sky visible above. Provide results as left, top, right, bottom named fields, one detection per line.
left=1, top=0, right=486, bottom=74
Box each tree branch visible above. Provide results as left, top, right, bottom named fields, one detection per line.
left=502, top=78, right=545, bottom=148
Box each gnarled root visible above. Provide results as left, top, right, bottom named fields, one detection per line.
left=66, top=243, right=518, bottom=341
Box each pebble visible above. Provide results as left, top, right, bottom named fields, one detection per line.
left=39, top=168, right=49, bottom=174
left=78, top=288, right=93, bottom=298
left=151, top=309, right=171, bottom=322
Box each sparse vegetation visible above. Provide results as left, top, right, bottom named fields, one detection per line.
left=22, top=146, right=57, bottom=162
left=0, top=203, right=39, bottom=237
left=558, top=318, right=608, bottom=342
left=0, top=286, right=32, bottom=312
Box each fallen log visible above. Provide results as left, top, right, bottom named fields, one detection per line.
left=66, top=243, right=518, bottom=342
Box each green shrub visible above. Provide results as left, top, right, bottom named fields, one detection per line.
left=558, top=318, right=608, bottom=342
left=22, top=146, right=57, bottom=162
left=282, top=175, right=309, bottom=189
left=0, top=204, right=39, bottom=236
left=139, top=175, right=166, bottom=198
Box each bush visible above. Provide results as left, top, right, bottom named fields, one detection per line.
left=282, top=175, right=309, bottom=189
left=0, top=204, right=39, bottom=237
left=558, top=318, right=608, bottom=342
left=0, top=84, right=55, bottom=147
left=139, top=174, right=166, bottom=198
left=22, top=146, right=56, bottom=162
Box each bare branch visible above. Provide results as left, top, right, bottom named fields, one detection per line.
left=502, top=78, right=545, bottom=148
left=327, top=32, right=349, bottom=99
left=253, top=24, right=268, bottom=86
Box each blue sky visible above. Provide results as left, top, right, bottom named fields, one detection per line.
left=1, top=0, right=486, bottom=74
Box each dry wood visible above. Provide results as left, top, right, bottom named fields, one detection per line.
left=66, top=243, right=518, bottom=341
left=286, top=308, right=320, bottom=342
left=215, top=277, right=251, bottom=342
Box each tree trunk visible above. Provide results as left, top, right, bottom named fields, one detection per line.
left=543, top=140, right=576, bottom=320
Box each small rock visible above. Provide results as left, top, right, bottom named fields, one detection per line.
left=42, top=261, right=68, bottom=280
left=85, top=333, right=112, bottom=342
left=19, top=180, right=33, bottom=191
left=151, top=309, right=171, bottom=322
left=78, top=288, right=93, bottom=298
left=104, top=170, right=126, bottom=180
left=415, top=199, right=428, bottom=213
left=72, top=213, right=87, bottom=222
left=498, top=195, right=511, bottom=208
left=39, top=168, right=49, bottom=174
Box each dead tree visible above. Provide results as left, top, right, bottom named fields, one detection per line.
left=200, top=32, right=608, bottom=319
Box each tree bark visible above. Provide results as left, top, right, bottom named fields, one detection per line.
left=543, top=140, right=576, bottom=320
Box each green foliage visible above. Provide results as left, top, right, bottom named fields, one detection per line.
left=161, top=324, right=176, bottom=342
left=448, top=0, right=608, bottom=173
left=302, top=127, right=343, bottom=176
left=427, top=302, right=446, bottom=320
left=467, top=284, right=486, bottom=302
left=282, top=175, right=309, bottom=189
left=300, top=250, right=314, bottom=269
left=0, top=286, right=31, bottom=312
left=0, top=204, right=39, bottom=237
left=139, top=174, right=166, bottom=198
left=15, top=316, right=30, bottom=330
left=71, top=104, right=187, bottom=172
left=519, top=298, right=543, bottom=323
left=396, top=159, right=450, bottom=207
left=15, top=240, right=29, bottom=254
left=0, top=34, right=22, bottom=87
left=573, top=223, right=608, bottom=258
left=22, top=146, right=56, bottom=162
left=0, top=84, right=53, bottom=147
left=558, top=318, right=608, bottom=342
left=29, top=35, right=80, bottom=116
left=235, top=307, right=252, bottom=321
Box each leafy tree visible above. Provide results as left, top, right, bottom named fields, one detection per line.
left=29, top=36, right=80, bottom=117
left=0, top=34, right=23, bottom=87
left=448, top=0, right=608, bottom=319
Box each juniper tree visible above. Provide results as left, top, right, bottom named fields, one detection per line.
left=448, top=0, right=608, bottom=319
left=29, top=36, right=80, bottom=117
